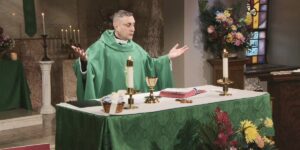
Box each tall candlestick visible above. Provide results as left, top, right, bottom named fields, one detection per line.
left=65, top=29, right=68, bottom=44
left=222, top=49, right=229, bottom=78
left=73, top=29, right=77, bottom=44
left=126, top=56, right=134, bottom=88
left=61, top=29, right=64, bottom=44
left=41, top=13, right=46, bottom=35
left=69, top=25, right=72, bottom=39
left=77, top=29, right=80, bottom=44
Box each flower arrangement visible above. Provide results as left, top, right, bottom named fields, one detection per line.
left=199, top=1, right=252, bottom=57
left=214, top=107, right=276, bottom=149
left=0, top=27, right=15, bottom=58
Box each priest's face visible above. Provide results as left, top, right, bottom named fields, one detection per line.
left=114, top=16, right=135, bottom=40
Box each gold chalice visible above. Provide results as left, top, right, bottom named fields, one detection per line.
left=145, top=77, right=160, bottom=103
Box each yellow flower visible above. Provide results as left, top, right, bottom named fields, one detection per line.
left=244, top=127, right=259, bottom=143
left=231, top=25, right=237, bottom=31
left=227, top=18, right=234, bottom=25
left=263, top=136, right=275, bottom=145
left=244, top=12, right=252, bottom=25
left=264, top=117, right=273, bottom=128
left=240, top=120, right=259, bottom=143
left=224, top=10, right=231, bottom=17
left=226, top=33, right=234, bottom=43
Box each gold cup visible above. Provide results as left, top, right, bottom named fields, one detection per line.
left=145, top=77, right=160, bottom=103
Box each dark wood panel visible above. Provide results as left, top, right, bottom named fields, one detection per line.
left=262, top=74, right=300, bottom=150
left=208, top=58, right=247, bottom=89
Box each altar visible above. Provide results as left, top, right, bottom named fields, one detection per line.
left=55, top=85, right=273, bottom=150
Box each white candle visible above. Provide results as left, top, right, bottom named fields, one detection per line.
left=69, top=25, right=72, bottom=39
left=77, top=29, right=80, bottom=44
left=65, top=29, right=68, bottom=44
left=126, top=56, right=134, bottom=88
left=41, top=13, right=46, bottom=34
left=61, top=29, right=64, bottom=44
left=73, top=29, right=77, bottom=44
left=222, top=49, right=229, bottom=78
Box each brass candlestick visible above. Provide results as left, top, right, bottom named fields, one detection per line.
left=145, top=77, right=160, bottom=103
left=217, top=78, right=233, bottom=96
left=124, top=88, right=138, bottom=109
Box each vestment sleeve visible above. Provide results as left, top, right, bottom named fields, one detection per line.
left=145, top=55, right=173, bottom=90
left=73, top=41, right=104, bottom=100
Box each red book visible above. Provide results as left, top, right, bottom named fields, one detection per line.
left=159, top=88, right=205, bottom=98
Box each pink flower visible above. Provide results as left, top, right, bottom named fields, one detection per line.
left=216, top=13, right=227, bottom=22
left=215, top=132, right=229, bottom=147
left=215, top=107, right=230, bottom=125
left=255, top=135, right=265, bottom=148
left=207, top=25, right=215, bottom=34
left=235, top=32, right=245, bottom=42
left=234, top=40, right=241, bottom=46
left=227, top=18, right=234, bottom=25
left=230, top=140, right=238, bottom=147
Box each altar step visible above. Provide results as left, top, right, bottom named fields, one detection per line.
left=0, top=109, right=43, bottom=131
left=0, top=111, right=55, bottom=149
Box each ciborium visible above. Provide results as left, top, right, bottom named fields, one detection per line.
left=145, top=77, right=160, bottom=103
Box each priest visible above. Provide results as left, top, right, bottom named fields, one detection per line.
left=72, top=10, right=188, bottom=100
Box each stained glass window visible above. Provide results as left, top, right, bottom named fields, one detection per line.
left=246, top=0, right=269, bottom=64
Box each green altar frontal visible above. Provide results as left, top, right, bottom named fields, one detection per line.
left=56, top=90, right=273, bottom=150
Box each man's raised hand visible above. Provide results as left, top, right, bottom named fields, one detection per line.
left=71, top=46, right=87, bottom=61
left=168, top=43, right=189, bottom=59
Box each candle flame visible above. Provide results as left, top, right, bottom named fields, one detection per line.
left=73, top=29, right=76, bottom=32
left=61, top=29, right=63, bottom=32
left=69, top=25, right=72, bottom=28
left=77, top=29, right=80, bottom=32
left=128, top=56, right=132, bottom=60
left=223, top=49, right=228, bottom=54
left=41, top=13, right=44, bottom=16
left=65, top=29, right=68, bottom=32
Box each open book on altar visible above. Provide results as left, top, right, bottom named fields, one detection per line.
left=159, top=87, right=206, bottom=98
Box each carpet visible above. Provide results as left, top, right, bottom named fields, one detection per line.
left=2, top=143, right=50, bottom=150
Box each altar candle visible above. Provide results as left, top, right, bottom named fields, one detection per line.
left=41, top=13, right=46, bottom=34
left=73, top=29, right=77, bottom=44
left=61, top=29, right=64, bottom=44
left=69, top=25, right=72, bottom=39
left=77, top=29, right=80, bottom=44
left=65, top=29, right=68, bottom=44
left=126, top=56, right=134, bottom=88
left=222, top=49, right=229, bottom=78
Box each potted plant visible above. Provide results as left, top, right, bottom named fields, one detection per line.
left=0, top=27, right=15, bottom=59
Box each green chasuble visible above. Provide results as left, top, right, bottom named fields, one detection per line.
left=73, top=30, right=173, bottom=100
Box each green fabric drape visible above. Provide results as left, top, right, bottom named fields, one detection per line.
left=23, top=0, right=37, bottom=37
left=0, top=60, right=32, bottom=111
left=55, top=93, right=273, bottom=150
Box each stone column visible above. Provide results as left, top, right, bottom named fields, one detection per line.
left=39, top=61, right=55, bottom=114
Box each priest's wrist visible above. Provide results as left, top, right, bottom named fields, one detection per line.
left=80, top=59, right=87, bottom=72
left=168, top=54, right=173, bottom=60
left=80, top=56, right=87, bottom=62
